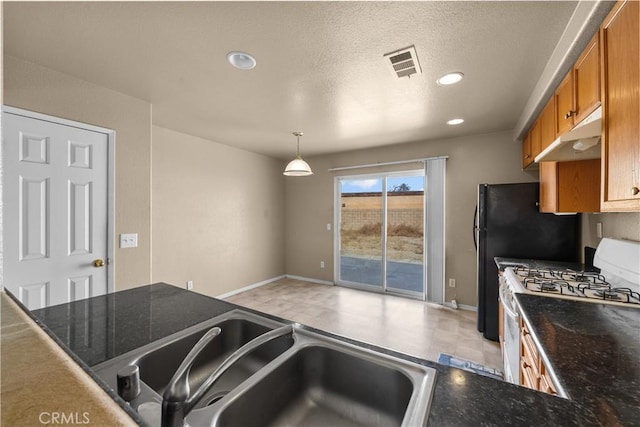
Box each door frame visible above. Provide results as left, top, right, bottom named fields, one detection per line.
left=2, top=105, right=116, bottom=294
left=333, top=170, right=426, bottom=300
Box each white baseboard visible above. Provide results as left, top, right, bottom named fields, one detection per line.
left=285, top=275, right=334, bottom=286
left=217, top=275, right=286, bottom=299
left=444, top=301, right=477, bottom=311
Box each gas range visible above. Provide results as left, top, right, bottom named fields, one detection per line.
left=506, top=266, right=640, bottom=306
left=503, top=238, right=640, bottom=308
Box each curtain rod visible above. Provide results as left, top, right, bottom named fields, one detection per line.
left=327, top=155, right=448, bottom=172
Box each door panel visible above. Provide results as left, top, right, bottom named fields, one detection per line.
left=338, top=178, right=384, bottom=288
left=385, top=176, right=424, bottom=295
left=3, top=112, right=109, bottom=310
left=19, top=176, right=49, bottom=260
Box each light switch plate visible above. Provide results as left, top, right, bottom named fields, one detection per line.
left=120, top=233, right=138, bottom=248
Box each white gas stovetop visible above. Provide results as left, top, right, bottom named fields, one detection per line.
left=504, top=238, right=640, bottom=308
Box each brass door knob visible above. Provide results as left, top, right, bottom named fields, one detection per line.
left=93, top=259, right=105, bottom=268
left=632, top=187, right=640, bottom=196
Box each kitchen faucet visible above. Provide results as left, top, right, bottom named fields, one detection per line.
left=161, top=324, right=294, bottom=427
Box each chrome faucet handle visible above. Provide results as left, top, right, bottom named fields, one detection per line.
left=186, top=324, right=294, bottom=410
left=162, top=326, right=222, bottom=427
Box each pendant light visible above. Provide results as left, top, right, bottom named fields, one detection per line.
left=283, top=131, right=313, bottom=176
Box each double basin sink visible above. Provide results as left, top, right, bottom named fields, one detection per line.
left=92, top=310, right=436, bottom=426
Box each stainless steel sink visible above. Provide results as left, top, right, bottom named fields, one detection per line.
left=211, top=346, right=414, bottom=426
left=92, top=309, right=436, bottom=427
left=190, top=328, right=436, bottom=427
left=92, top=310, right=293, bottom=411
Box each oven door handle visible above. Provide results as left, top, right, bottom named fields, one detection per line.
left=499, top=284, right=519, bottom=320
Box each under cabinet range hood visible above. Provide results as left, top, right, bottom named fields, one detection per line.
left=535, top=106, right=602, bottom=163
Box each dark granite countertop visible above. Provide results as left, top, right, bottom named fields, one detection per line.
left=495, top=257, right=588, bottom=272
left=29, top=283, right=604, bottom=426
left=515, top=294, right=640, bottom=426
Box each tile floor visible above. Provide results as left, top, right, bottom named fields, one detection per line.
left=225, top=277, right=502, bottom=370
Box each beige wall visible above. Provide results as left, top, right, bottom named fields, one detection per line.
left=3, top=55, right=152, bottom=290
left=285, top=130, right=538, bottom=307
left=151, top=126, right=285, bottom=297
left=581, top=212, right=640, bottom=253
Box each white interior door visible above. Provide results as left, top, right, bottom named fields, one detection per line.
left=3, top=111, right=110, bottom=310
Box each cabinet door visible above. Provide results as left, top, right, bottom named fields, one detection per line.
left=522, top=130, right=533, bottom=169
left=574, top=32, right=601, bottom=124
left=539, top=160, right=601, bottom=213
left=557, top=160, right=601, bottom=213
left=540, top=97, right=556, bottom=152
left=539, top=162, right=558, bottom=213
left=601, top=0, right=640, bottom=211
left=530, top=119, right=542, bottom=160
left=555, top=70, right=575, bottom=136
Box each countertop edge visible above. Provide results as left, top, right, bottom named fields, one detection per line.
left=514, top=293, right=568, bottom=399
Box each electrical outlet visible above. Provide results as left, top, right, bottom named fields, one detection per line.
left=596, top=222, right=603, bottom=238
left=320, top=261, right=325, bottom=268
left=326, top=223, right=331, bottom=231
left=186, top=280, right=193, bottom=290
left=120, top=233, right=138, bottom=248
left=448, top=278, right=456, bottom=288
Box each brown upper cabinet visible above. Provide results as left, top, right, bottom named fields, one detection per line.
left=522, top=130, right=533, bottom=169
left=600, top=0, right=640, bottom=211
left=555, top=71, right=575, bottom=135
left=539, top=97, right=556, bottom=153
left=539, top=160, right=601, bottom=213
left=530, top=119, right=542, bottom=161
left=574, top=33, right=601, bottom=125
left=555, top=33, right=601, bottom=136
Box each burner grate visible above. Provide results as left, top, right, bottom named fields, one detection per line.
left=514, top=267, right=640, bottom=305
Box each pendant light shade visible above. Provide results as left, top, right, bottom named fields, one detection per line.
left=284, top=132, right=313, bottom=176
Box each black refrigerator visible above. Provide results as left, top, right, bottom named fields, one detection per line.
left=475, top=183, right=579, bottom=341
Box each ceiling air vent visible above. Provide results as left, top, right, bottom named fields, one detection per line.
left=384, top=45, right=422, bottom=78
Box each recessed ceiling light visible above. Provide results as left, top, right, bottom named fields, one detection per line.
left=437, top=72, right=464, bottom=86
left=447, top=118, right=464, bottom=125
left=227, top=51, right=256, bottom=70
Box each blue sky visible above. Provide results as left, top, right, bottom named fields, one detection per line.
left=341, top=176, right=424, bottom=193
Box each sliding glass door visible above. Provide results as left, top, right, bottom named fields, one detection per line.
left=336, top=171, right=425, bottom=299
left=385, top=176, right=424, bottom=295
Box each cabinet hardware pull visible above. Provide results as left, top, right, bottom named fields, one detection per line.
left=633, top=187, right=640, bottom=196
left=564, top=111, right=576, bottom=119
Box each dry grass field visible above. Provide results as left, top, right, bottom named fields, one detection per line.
left=341, top=223, right=424, bottom=263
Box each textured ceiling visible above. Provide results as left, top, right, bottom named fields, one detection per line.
left=3, top=1, right=578, bottom=159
